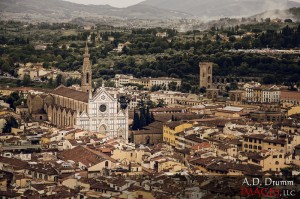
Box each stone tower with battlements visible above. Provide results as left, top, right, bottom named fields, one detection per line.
left=199, top=62, right=213, bottom=89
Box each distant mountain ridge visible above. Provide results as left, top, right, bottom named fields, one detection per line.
left=140, top=0, right=300, bottom=18
left=0, top=0, right=299, bottom=23
left=0, top=0, right=190, bottom=20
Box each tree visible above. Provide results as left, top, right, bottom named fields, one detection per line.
left=48, top=77, right=54, bottom=88
left=3, top=116, right=18, bottom=133
left=284, top=19, right=293, bottom=23
left=151, top=112, right=155, bottom=122
left=145, top=106, right=151, bottom=125
left=263, top=75, right=277, bottom=84
left=5, top=92, right=21, bottom=110
left=118, top=95, right=131, bottom=110
left=132, top=110, right=140, bottom=130
left=139, top=108, right=146, bottom=129
left=146, top=100, right=156, bottom=108
left=151, top=85, right=162, bottom=92
left=180, top=82, right=192, bottom=93
left=168, top=81, right=177, bottom=91
left=157, top=99, right=166, bottom=108
left=229, top=36, right=236, bottom=43
left=230, top=82, right=238, bottom=90
left=55, top=74, right=64, bottom=86
left=104, top=80, right=115, bottom=88
left=22, top=74, right=31, bottom=86
left=200, top=87, right=206, bottom=94
left=122, top=46, right=129, bottom=55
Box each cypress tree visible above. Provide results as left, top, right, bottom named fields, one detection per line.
left=145, top=106, right=151, bottom=125
left=132, top=110, right=140, bottom=130
left=151, top=112, right=155, bottom=122
left=139, top=108, right=146, bottom=129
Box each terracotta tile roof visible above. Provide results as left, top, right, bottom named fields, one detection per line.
left=0, top=156, right=28, bottom=170
left=28, top=163, right=59, bottom=176
left=51, top=85, right=88, bottom=103
left=130, top=121, right=163, bottom=135
left=191, top=142, right=211, bottom=150
left=164, top=121, right=187, bottom=129
left=184, top=134, right=204, bottom=143
left=281, top=91, right=300, bottom=101
left=243, top=134, right=266, bottom=140
left=58, top=146, right=116, bottom=167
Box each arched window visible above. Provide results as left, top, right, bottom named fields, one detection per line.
left=105, top=161, right=109, bottom=167
left=258, top=146, right=262, bottom=150
left=146, top=136, right=150, bottom=145
left=208, top=66, right=211, bottom=74
left=99, top=125, right=107, bottom=133
left=86, top=73, right=89, bottom=84
left=275, top=161, right=279, bottom=165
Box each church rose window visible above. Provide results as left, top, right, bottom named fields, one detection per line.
left=99, top=104, right=107, bottom=112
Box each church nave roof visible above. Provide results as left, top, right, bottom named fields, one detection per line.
left=51, top=85, right=89, bottom=103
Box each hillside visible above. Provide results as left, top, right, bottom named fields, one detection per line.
left=140, top=0, right=300, bottom=18
left=252, top=7, right=300, bottom=22
left=0, top=0, right=190, bottom=21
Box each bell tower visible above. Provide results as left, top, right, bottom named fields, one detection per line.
left=199, top=62, right=213, bottom=89
left=81, top=42, right=92, bottom=93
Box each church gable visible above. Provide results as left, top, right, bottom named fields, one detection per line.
left=91, top=88, right=115, bottom=103
left=79, top=111, right=89, bottom=119
left=117, top=110, right=125, bottom=117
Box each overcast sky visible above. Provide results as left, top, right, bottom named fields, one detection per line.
left=64, top=0, right=300, bottom=8
left=63, top=0, right=145, bottom=8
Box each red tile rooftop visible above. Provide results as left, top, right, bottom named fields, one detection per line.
left=281, top=91, right=300, bottom=100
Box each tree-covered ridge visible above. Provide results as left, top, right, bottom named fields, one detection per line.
left=0, top=20, right=300, bottom=92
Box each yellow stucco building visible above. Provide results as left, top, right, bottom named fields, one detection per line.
left=287, top=106, right=300, bottom=116
left=163, top=121, right=193, bottom=147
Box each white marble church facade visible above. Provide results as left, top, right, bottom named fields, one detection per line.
left=76, top=87, right=128, bottom=141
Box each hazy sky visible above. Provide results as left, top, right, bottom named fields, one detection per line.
left=64, top=0, right=300, bottom=8
left=63, top=0, right=145, bottom=8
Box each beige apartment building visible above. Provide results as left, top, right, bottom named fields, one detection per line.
left=246, top=85, right=280, bottom=103
left=241, top=134, right=298, bottom=154
left=150, top=91, right=198, bottom=105
left=113, top=74, right=181, bottom=90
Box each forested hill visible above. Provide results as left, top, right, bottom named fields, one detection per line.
left=140, top=0, right=300, bottom=18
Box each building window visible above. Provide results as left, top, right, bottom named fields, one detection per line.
left=258, top=146, right=262, bottom=150
left=86, top=73, right=89, bottom=83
